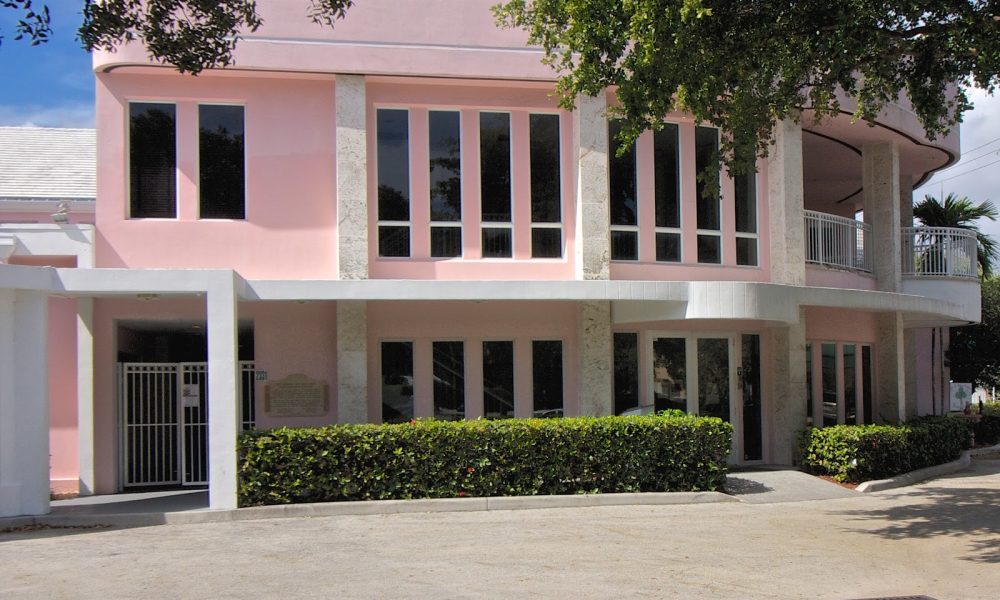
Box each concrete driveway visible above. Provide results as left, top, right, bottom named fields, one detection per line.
left=3, top=458, right=999, bottom=599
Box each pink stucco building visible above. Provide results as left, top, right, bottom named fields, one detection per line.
left=0, top=1, right=979, bottom=516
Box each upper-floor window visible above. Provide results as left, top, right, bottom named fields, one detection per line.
left=654, top=124, right=682, bottom=262
left=695, top=126, right=721, bottom=264
left=734, top=158, right=758, bottom=266
left=377, top=108, right=411, bottom=257
left=129, top=102, right=176, bottom=219
left=429, top=110, right=462, bottom=258
left=530, top=114, right=562, bottom=258
left=609, top=121, right=638, bottom=261
left=199, top=104, right=246, bottom=220
left=480, top=112, right=513, bottom=258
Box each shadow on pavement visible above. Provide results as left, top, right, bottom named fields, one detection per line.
left=724, top=476, right=773, bottom=495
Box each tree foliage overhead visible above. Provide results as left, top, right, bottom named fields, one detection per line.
left=0, top=0, right=51, bottom=47
left=493, top=0, right=1000, bottom=172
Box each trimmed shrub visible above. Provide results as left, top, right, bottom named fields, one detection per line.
left=238, top=414, right=732, bottom=507
left=799, top=416, right=972, bottom=483
left=974, top=415, right=1000, bottom=446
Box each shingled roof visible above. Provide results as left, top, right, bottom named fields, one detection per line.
left=0, top=127, right=96, bottom=202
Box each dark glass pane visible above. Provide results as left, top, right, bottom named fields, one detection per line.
left=653, top=337, right=687, bottom=412
left=697, top=235, right=721, bottom=264
left=862, top=346, right=874, bottom=424
left=735, top=171, right=757, bottom=233
left=530, top=113, right=561, bottom=223
left=695, top=126, right=720, bottom=230
left=199, top=105, right=245, bottom=219
left=611, top=230, right=638, bottom=261
left=614, top=332, right=639, bottom=415
left=822, top=343, right=837, bottom=427
left=654, top=124, right=680, bottom=228
left=429, top=110, right=461, bottom=222
left=482, top=228, right=512, bottom=258
left=130, top=103, right=176, bottom=218
left=531, top=227, right=562, bottom=258
left=655, top=232, right=681, bottom=262
left=480, top=112, right=512, bottom=222
left=806, top=343, right=813, bottom=419
left=609, top=120, right=637, bottom=226
left=378, top=225, right=410, bottom=257
left=742, top=334, right=762, bottom=461
left=483, top=341, right=515, bottom=419
left=736, top=237, right=758, bottom=266
left=431, top=226, right=462, bottom=258
left=532, top=340, right=563, bottom=417
left=381, top=341, right=413, bottom=423
left=433, top=341, right=465, bottom=420
left=844, top=344, right=857, bottom=424
left=698, top=338, right=730, bottom=422
left=377, top=109, right=410, bottom=221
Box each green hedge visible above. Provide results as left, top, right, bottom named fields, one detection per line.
left=974, top=415, right=1000, bottom=446
left=238, top=414, right=732, bottom=507
left=799, top=416, right=972, bottom=483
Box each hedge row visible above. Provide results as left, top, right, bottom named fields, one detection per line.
left=238, top=413, right=732, bottom=507
left=975, top=415, right=1000, bottom=446
left=799, top=416, right=972, bottom=483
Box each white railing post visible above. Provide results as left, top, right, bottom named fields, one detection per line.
left=804, top=210, right=872, bottom=274
left=900, top=226, right=977, bottom=278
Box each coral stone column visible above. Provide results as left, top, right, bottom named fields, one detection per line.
left=335, top=74, right=369, bottom=424
left=865, top=142, right=906, bottom=422
left=0, top=290, right=50, bottom=517
left=767, top=120, right=807, bottom=463
left=574, top=94, right=613, bottom=416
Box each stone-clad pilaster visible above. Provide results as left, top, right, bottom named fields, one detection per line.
left=767, top=119, right=805, bottom=286
left=336, top=74, right=368, bottom=280
left=863, top=142, right=901, bottom=293
left=771, top=309, right=808, bottom=464
left=877, top=311, right=907, bottom=423
left=577, top=301, right=613, bottom=416
left=574, top=94, right=610, bottom=281
left=337, top=300, right=368, bottom=424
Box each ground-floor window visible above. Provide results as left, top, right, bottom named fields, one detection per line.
left=807, top=341, right=874, bottom=426
left=378, top=337, right=565, bottom=422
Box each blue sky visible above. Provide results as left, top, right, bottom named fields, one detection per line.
left=1, top=1, right=998, bottom=237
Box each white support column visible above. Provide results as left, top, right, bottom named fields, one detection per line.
left=877, top=311, right=907, bottom=423
left=337, top=300, right=368, bottom=423
left=76, top=298, right=95, bottom=496
left=771, top=308, right=808, bottom=465
left=863, top=142, right=901, bottom=293
left=336, top=74, right=369, bottom=280
left=766, top=119, right=806, bottom=286
left=577, top=301, right=613, bottom=416
left=207, top=276, right=239, bottom=510
left=0, top=290, right=50, bottom=517
left=574, top=94, right=610, bottom=281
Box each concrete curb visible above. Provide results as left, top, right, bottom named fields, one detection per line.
left=855, top=451, right=972, bottom=493
left=969, top=442, right=1000, bottom=458
left=1, top=491, right=736, bottom=531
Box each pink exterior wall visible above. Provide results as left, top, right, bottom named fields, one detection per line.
left=367, top=301, right=579, bottom=420
left=367, top=82, right=577, bottom=280
left=805, top=266, right=877, bottom=291
left=91, top=297, right=340, bottom=493
left=94, top=72, right=338, bottom=279
left=913, top=327, right=951, bottom=416
left=47, top=297, right=78, bottom=494
left=804, top=307, right=879, bottom=343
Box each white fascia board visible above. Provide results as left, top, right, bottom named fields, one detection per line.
left=0, top=225, right=95, bottom=263
left=55, top=268, right=232, bottom=295
left=797, top=285, right=972, bottom=325
left=0, top=263, right=61, bottom=291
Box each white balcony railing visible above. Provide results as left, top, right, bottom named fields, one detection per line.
left=804, top=210, right=872, bottom=273
left=902, top=227, right=979, bottom=278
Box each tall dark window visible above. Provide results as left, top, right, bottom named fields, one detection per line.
left=483, top=341, right=515, bottom=418
left=429, top=111, right=462, bottom=258
left=199, top=105, right=245, bottom=219
left=529, top=114, right=562, bottom=258
left=377, top=108, right=411, bottom=257
left=480, top=112, right=513, bottom=258
left=433, top=341, right=465, bottom=420
left=130, top=103, right=176, bottom=218
left=381, top=341, right=414, bottom=423
left=844, top=344, right=857, bottom=424
left=695, top=126, right=721, bottom=263
left=609, top=121, right=638, bottom=261
left=613, top=332, right=639, bottom=415
left=532, top=340, right=563, bottom=417
left=654, top=124, right=681, bottom=262
left=734, top=148, right=758, bottom=266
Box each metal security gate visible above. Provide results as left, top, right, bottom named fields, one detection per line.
left=120, top=361, right=255, bottom=488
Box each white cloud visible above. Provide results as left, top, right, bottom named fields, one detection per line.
left=0, top=103, right=95, bottom=129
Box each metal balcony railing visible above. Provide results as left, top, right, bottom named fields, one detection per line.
left=902, top=226, right=979, bottom=278
left=804, top=210, right=872, bottom=273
